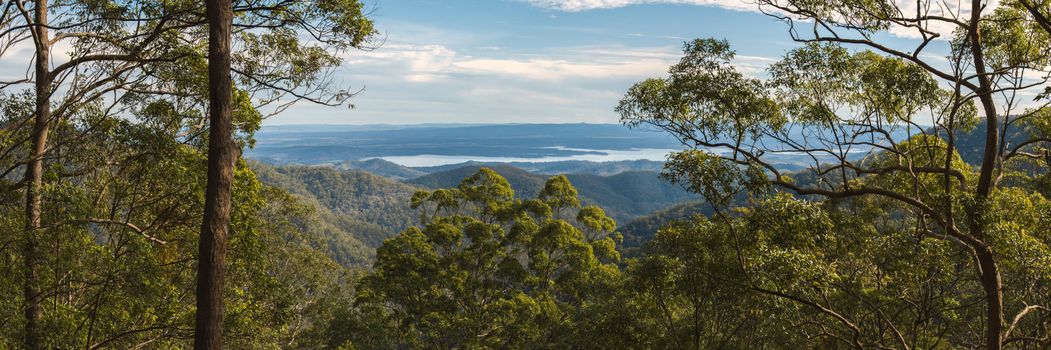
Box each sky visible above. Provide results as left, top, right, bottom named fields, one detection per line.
left=269, top=0, right=814, bottom=125
left=0, top=0, right=1010, bottom=126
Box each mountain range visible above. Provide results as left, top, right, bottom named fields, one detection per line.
left=247, top=122, right=1017, bottom=266
left=251, top=160, right=702, bottom=265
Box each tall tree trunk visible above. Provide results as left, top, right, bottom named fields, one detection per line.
left=194, top=0, right=235, bottom=348
left=967, top=0, right=1004, bottom=346
left=23, top=0, right=49, bottom=348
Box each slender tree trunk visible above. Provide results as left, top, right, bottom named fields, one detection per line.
left=23, top=0, right=49, bottom=348
left=966, top=0, right=1004, bottom=347
left=194, top=0, right=235, bottom=348
left=975, top=246, right=1004, bottom=350
left=962, top=0, right=1004, bottom=344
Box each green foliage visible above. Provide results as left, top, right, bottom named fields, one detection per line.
left=409, top=164, right=698, bottom=224
left=616, top=34, right=1051, bottom=348
left=337, top=168, right=622, bottom=349
left=0, top=114, right=358, bottom=347
left=980, top=4, right=1051, bottom=71
left=625, top=216, right=773, bottom=348
left=662, top=150, right=751, bottom=206
left=252, top=162, right=421, bottom=252
left=618, top=38, right=783, bottom=143
left=539, top=174, right=582, bottom=215
left=769, top=43, right=961, bottom=125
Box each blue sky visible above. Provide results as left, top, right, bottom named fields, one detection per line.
left=0, top=0, right=1028, bottom=126
left=269, top=0, right=1022, bottom=125
left=269, top=0, right=807, bottom=125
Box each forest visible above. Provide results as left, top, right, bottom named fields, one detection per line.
left=1, top=0, right=1051, bottom=349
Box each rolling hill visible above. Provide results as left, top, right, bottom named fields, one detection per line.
left=617, top=201, right=712, bottom=256
left=252, top=163, right=424, bottom=265
left=407, top=165, right=697, bottom=224
left=254, top=162, right=699, bottom=265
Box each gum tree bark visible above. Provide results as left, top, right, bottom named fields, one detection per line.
left=23, top=0, right=49, bottom=348
left=194, top=0, right=235, bottom=348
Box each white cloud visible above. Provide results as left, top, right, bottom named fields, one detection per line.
left=454, top=57, right=672, bottom=80
left=522, top=0, right=1000, bottom=39
left=732, top=55, right=776, bottom=75
left=293, top=24, right=780, bottom=124
left=343, top=43, right=458, bottom=83
left=345, top=42, right=688, bottom=82
left=346, top=41, right=775, bottom=82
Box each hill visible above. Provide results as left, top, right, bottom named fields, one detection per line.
left=617, top=201, right=712, bottom=256
left=334, top=158, right=428, bottom=180
left=409, top=165, right=549, bottom=198
left=253, top=163, right=422, bottom=264
left=407, top=165, right=697, bottom=224
left=943, top=120, right=1033, bottom=165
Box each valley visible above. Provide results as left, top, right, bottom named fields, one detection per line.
left=246, top=121, right=1031, bottom=268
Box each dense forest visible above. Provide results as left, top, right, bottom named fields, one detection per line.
left=2, top=0, right=1051, bottom=349
left=252, top=162, right=703, bottom=265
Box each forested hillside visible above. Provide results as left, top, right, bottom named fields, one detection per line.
left=334, top=158, right=429, bottom=180
left=618, top=200, right=710, bottom=254
left=408, top=164, right=696, bottom=223
left=253, top=162, right=698, bottom=262
left=253, top=163, right=421, bottom=253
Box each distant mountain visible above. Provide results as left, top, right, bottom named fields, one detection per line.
left=414, top=159, right=667, bottom=176
left=254, top=162, right=695, bottom=265
left=407, top=165, right=697, bottom=224
left=518, top=159, right=666, bottom=175
left=615, top=120, right=1036, bottom=256
left=942, top=120, right=1033, bottom=165
left=409, top=165, right=549, bottom=198
left=335, top=158, right=428, bottom=180
left=245, top=123, right=916, bottom=173
left=244, top=121, right=1042, bottom=265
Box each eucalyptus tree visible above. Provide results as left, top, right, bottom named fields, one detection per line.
left=619, top=28, right=1050, bottom=350
left=196, top=1, right=232, bottom=348
left=340, top=169, right=622, bottom=349
left=0, top=0, right=375, bottom=347
left=194, top=1, right=374, bottom=348
left=0, top=2, right=203, bottom=347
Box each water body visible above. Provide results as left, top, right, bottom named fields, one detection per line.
left=369, top=145, right=881, bottom=167
left=248, top=124, right=901, bottom=166
left=369, top=147, right=681, bottom=167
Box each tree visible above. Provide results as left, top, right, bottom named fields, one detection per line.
left=338, top=168, right=622, bottom=349
left=619, top=33, right=1050, bottom=348
left=0, top=1, right=202, bottom=346
left=194, top=0, right=234, bottom=347
left=625, top=216, right=771, bottom=349
left=0, top=0, right=375, bottom=346
left=192, top=0, right=375, bottom=347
